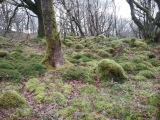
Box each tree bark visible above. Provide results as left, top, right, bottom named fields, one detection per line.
left=37, top=15, right=45, bottom=38
left=21, top=0, right=45, bottom=38
left=41, top=0, right=64, bottom=68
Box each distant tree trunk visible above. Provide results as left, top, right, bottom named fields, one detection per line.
left=41, top=0, right=64, bottom=68
left=0, top=0, right=4, bottom=3
left=19, top=0, right=45, bottom=38
left=37, top=15, right=45, bottom=38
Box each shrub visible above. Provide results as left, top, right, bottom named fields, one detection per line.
left=0, top=50, right=8, bottom=57
left=0, top=90, right=26, bottom=108
left=97, top=59, right=128, bottom=83
left=138, top=70, right=155, bottom=78
left=62, top=66, right=93, bottom=83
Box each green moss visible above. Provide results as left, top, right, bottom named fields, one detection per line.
left=138, top=70, right=155, bottom=78
left=149, top=58, right=160, bottom=66
left=25, top=78, right=39, bottom=92
left=0, top=69, right=21, bottom=81
left=60, top=84, right=72, bottom=94
left=98, top=50, right=111, bottom=58
left=72, top=53, right=96, bottom=62
left=62, top=66, right=93, bottom=83
left=65, top=41, right=74, bottom=47
left=71, top=99, right=91, bottom=111
left=105, top=47, right=114, bottom=53
left=9, top=51, right=23, bottom=59
left=52, top=92, right=66, bottom=105
left=0, top=61, right=14, bottom=69
left=135, top=63, right=150, bottom=71
left=98, top=34, right=106, bottom=39
left=129, top=38, right=136, bottom=47
left=34, top=93, right=45, bottom=104
left=77, top=85, right=97, bottom=95
left=18, top=63, right=45, bottom=77
left=58, top=106, right=75, bottom=117
left=0, top=50, right=8, bottom=57
left=123, top=48, right=130, bottom=54
left=132, top=75, right=147, bottom=81
left=97, top=59, right=128, bottom=82
left=0, top=90, right=26, bottom=108
left=34, top=83, right=46, bottom=95
left=133, top=40, right=149, bottom=50
left=20, top=108, right=31, bottom=116
left=135, top=54, right=149, bottom=60
left=94, top=101, right=106, bottom=111
left=120, top=62, right=136, bottom=72
left=78, top=112, right=106, bottom=120
left=75, top=44, right=84, bottom=49
left=46, top=83, right=56, bottom=89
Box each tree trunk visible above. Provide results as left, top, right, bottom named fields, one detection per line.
left=23, top=0, right=45, bottom=38
left=41, top=0, right=64, bottom=68
left=37, top=15, right=45, bottom=38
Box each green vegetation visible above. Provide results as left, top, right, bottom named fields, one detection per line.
left=0, top=50, right=8, bottom=57
left=62, top=66, right=93, bottom=83
left=0, top=35, right=159, bottom=119
left=0, top=90, right=26, bottom=108
left=97, top=59, right=128, bottom=82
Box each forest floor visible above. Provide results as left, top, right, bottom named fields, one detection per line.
left=0, top=35, right=160, bottom=120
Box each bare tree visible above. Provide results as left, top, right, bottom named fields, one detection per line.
left=127, top=0, right=160, bottom=41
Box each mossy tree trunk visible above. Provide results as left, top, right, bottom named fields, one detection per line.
left=41, top=0, right=64, bottom=68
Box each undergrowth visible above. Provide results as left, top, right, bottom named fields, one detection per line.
left=0, top=35, right=159, bottom=120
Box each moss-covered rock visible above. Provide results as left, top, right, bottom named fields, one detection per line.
left=97, top=59, right=128, bottom=82
left=0, top=90, right=26, bottom=108
left=0, top=50, right=8, bottom=57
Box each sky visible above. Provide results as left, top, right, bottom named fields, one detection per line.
left=115, top=0, right=131, bottom=19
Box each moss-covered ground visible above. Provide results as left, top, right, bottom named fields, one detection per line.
left=0, top=35, right=160, bottom=119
